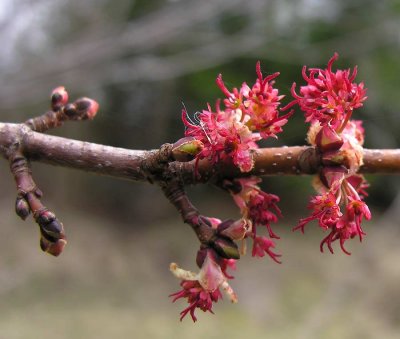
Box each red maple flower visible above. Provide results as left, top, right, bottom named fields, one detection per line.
left=252, top=235, right=281, bottom=263
left=182, top=61, right=293, bottom=173
left=227, top=177, right=282, bottom=262
left=169, top=250, right=237, bottom=322
left=232, top=177, right=281, bottom=239
left=170, top=280, right=223, bottom=322
left=182, top=107, right=259, bottom=172
left=294, top=166, right=371, bottom=254
left=286, top=53, right=367, bottom=132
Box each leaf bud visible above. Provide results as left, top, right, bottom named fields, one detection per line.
left=36, top=209, right=56, bottom=225
left=15, top=197, right=30, bottom=220
left=41, top=219, right=64, bottom=239
left=172, top=137, right=204, bottom=162
left=212, top=237, right=240, bottom=260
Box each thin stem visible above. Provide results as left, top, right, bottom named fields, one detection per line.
left=337, top=110, right=353, bottom=134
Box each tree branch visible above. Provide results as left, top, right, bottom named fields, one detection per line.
left=0, top=123, right=398, bottom=186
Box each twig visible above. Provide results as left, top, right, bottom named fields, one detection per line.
left=0, top=122, right=398, bottom=185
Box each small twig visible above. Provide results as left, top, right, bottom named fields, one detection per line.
left=9, top=146, right=66, bottom=256
left=160, top=178, right=215, bottom=243
left=1, top=87, right=101, bottom=256
left=139, top=143, right=218, bottom=245
left=24, top=87, right=99, bottom=133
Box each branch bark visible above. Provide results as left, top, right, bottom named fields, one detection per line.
left=0, top=122, right=399, bottom=184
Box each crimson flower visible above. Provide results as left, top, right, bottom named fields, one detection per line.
left=227, top=177, right=282, bottom=262
left=291, top=54, right=371, bottom=254
left=286, top=53, right=367, bottom=131
left=295, top=167, right=371, bottom=254
left=252, top=235, right=281, bottom=263
left=170, top=280, right=223, bottom=322
left=182, top=61, right=292, bottom=173
left=182, top=107, right=258, bottom=172
left=169, top=250, right=237, bottom=322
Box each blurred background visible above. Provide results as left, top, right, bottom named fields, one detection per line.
left=0, top=0, right=400, bottom=338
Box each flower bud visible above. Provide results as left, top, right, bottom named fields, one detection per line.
left=36, top=209, right=56, bottom=225
left=63, top=103, right=78, bottom=118
left=51, top=86, right=69, bottom=111
left=15, top=197, right=30, bottom=220
left=40, top=236, right=67, bottom=257
left=315, top=125, right=343, bottom=152
left=172, top=137, right=204, bottom=162
left=218, top=219, right=249, bottom=241
left=74, top=97, right=99, bottom=120
left=212, top=237, right=240, bottom=260
left=36, top=209, right=65, bottom=241
left=41, top=219, right=64, bottom=239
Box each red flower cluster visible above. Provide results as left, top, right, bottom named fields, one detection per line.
left=229, top=177, right=282, bottom=263
left=290, top=54, right=370, bottom=254
left=169, top=249, right=237, bottom=322
left=285, top=53, right=367, bottom=131
left=295, top=169, right=371, bottom=254
left=170, top=280, right=222, bottom=322
left=182, top=62, right=291, bottom=173
left=172, top=54, right=371, bottom=322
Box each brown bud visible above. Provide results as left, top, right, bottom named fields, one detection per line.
left=35, top=209, right=65, bottom=241
left=212, top=237, right=240, bottom=260
left=15, top=197, right=30, bottom=220
left=51, top=86, right=69, bottom=111
left=36, top=209, right=56, bottom=225
left=63, top=103, right=78, bottom=118
left=41, top=219, right=64, bottom=239
left=74, top=97, right=99, bottom=120
left=172, top=137, right=204, bottom=162
left=40, top=236, right=67, bottom=257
